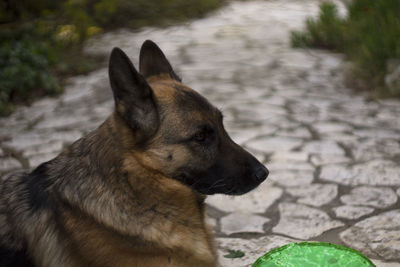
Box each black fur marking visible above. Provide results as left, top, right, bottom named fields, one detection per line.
left=25, top=162, right=52, bottom=212
left=139, top=40, right=181, bottom=82
left=0, top=245, right=35, bottom=267
left=109, top=47, right=160, bottom=144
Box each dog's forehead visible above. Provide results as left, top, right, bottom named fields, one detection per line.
left=149, top=78, right=216, bottom=115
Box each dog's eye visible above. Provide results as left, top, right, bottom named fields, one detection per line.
left=191, top=125, right=215, bottom=145
left=194, top=131, right=207, bottom=142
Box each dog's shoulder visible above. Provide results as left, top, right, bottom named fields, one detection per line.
left=1, top=162, right=52, bottom=214
left=0, top=164, right=54, bottom=267
left=1, top=171, right=37, bottom=267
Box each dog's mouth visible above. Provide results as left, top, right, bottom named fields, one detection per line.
left=175, top=172, right=230, bottom=195
left=224, top=181, right=263, bottom=195
left=194, top=180, right=236, bottom=195
left=175, top=172, right=266, bottom=195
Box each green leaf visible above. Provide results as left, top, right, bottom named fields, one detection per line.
left=223, top=249, right=245, bottom=259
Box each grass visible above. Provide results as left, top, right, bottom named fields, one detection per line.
left=291, top=0, right=400, bottom=98
left=223, top=249, right=245, bottom=258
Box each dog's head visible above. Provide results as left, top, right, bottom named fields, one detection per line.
left=108, top=40, right=268, bottom=195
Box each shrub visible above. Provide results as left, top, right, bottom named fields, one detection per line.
left=0, top=0, right=224, bottom=116
left=291, top=0, right=400, bottom=97
left=0, top=25, right=60, bottom=115
left=291, top=2, right=345, bottom=50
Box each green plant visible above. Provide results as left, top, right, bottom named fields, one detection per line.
left=291, top=2, right=345, bottom=50
left=0, top=0, right=224, bottom=116
left=0, top=25, right=60, bottom=115
left=291, top=0, right=400, bottom=97
left=224, top=249, right=245, bottom=258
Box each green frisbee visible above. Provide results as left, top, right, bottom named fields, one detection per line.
left=252, top=242, right=375, bottom=267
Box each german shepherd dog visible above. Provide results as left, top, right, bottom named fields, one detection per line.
left=0, top=40, right=268, bottom=267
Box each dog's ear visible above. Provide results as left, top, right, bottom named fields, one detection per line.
left=139, top=40, right=181, bottom=81
left=109, top=47, right=159, bottom=144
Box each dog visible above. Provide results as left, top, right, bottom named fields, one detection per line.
left=0, top=40, right=268, bottom=267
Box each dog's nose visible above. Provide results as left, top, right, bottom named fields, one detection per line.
left=254, top=166, right=269, bottom=182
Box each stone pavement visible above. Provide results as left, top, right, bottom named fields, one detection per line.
left=1, top=0, right=400, bottom=266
